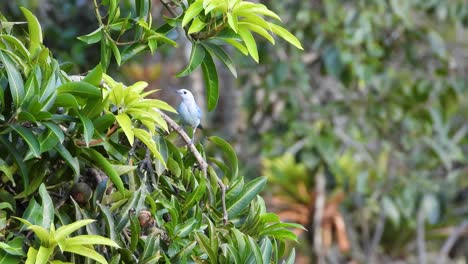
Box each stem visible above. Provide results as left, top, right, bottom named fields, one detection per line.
left=156, top=109, right=229, bottom=224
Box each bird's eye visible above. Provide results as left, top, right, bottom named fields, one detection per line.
left=183, top=91, right=187, bottom=94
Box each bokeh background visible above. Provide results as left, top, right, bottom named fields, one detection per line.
left=2, top=0, right=468, bottom=263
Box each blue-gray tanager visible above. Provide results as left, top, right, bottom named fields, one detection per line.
left=176, top=89, right=202, bottom=142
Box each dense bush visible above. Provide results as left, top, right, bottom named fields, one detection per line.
left=0, top=1, right=303, bottom=263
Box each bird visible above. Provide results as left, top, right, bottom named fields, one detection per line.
left=175, top=89, right=202, bottom=143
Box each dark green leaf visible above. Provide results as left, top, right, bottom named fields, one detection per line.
left=208, top=136, right=238, bottom=180
left=11, top=125, right=41, bottom=157
left=202, top=42, right=237, bottom=78
left=54, top=144, right=80, bottom=178
left=38, top=184, right=53, bottom=229
left=201, top=52, right=218, bottom=111
left=83, top=63, right=103, bottom=86
left=85, top=148, right=125, bottom=193
left=0, top=50, right=24, bottom=107
left=176, top=43, right=206, bottom=77
left=57, top=81, right=101, bottom=98
left=77, top=27, right=103, bottom=44
left=227, top=176, right=267, bottom=219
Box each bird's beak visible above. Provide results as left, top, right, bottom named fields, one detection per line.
left=175, top=90, right=182, bottom=95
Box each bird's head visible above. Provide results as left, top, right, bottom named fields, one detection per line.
left=176, top=89, right=195, bottom=101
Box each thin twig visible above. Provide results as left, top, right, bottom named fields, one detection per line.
left=436, top=220, right=468, bottom=264
left=157, top=109, right=228, bottom=224
left=367, top=209, right=385, bottom=262
left=417, top=208, right=427, bottom=264
left=313, top=171, right=326, bottom=264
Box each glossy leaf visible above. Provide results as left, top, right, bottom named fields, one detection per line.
left=176, top=43, right=206, bottom=77
left=227, top=176, right=267, bottom=218
left=85, top=148, right=125, bottom=193
left=201, top=52, right=218, bottom=111
left=208, top=136, right=238, bottom=179
left=182, top=0, right=204, bottom=27
left=11, top=125, right=41, bottom=158
left=0, top=50, right=24, bottom=107
left=20, top=7, right=43, bottom=55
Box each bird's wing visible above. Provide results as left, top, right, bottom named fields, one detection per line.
left=196, top=104, right=202, bottom=119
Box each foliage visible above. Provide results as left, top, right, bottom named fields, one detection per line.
left=0, top=2, right=302, bottom=263
left=238, top=0, right=468, bottom=261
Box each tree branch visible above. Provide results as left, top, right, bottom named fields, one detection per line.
left=156, top=109, right=228, bottom=224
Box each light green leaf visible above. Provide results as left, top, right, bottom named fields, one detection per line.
left=176, top=43, right=206, bottom=77
left=133, top=128, right=166, bottom=166
left=227, top=176, right=267, bottom=219
left=227, top=12, right=238, bottom=33
left=55, top=219, right=96, bottom=240
left=182, top=0, right=204, bottom=27
left=66, top=235, right=120, bottom=248
left=36, top=246, right=53, bottom=264
left=63, top=245, right=108, bottom=264
left=115, top=114, right=134, bottom=145
left=239, top=22, right=274, bottom=44
left=83, top=63, right=103, bottom=86
left=183, top=175, right=206, bottom=210
left=268, top=23, right=303, bottom=50
left=25, top=247, right=38, bottom=264
left=238, top=27, right=258, bottom=62
left=0, top=34, right=30, bottom=58
left=188, top=17, right=206, bottom=34
left=201, top=52, right=218, bottom=111
left=219, top=38, right=248, bottom=55
left=20, top=7, right=43, bottom=55
left=0, top=50, right=24, bottom=107
left=11, top=125, right=41, bottom=157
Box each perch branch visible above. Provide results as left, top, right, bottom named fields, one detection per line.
left=156, top=109, right=228, bottom=224
left=436, top=220, right=468, bottom=264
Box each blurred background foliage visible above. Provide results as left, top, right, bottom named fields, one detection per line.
left=2, top=0, right=468, bottom=263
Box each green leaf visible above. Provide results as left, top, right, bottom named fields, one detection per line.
left=121, top=43, right=147, bottom=64
left=202, top=42, right=237, bottom=78
left=57, top=81, right=101, bottom=98
left=227, top=176, right=267, bottom=219
left=227, top=12, right=238, bottom=33
left=239, top=22, right=275, bottom=44
left=133, top=128, right=166, bottom=166
left=20, top=7, right=43, bottom=55
left=101, top=36, right=111, bottom=71
left=83, top=63, right=103, bottom=86
left=268, top=23, right=303, bottom=50
left=66, top=235, right=120, bottom=248
left=182, top=0, right=204, bottom=27
left=36, top=246, right=53, bottom=264
left=42, top=121, right=65, bottom=143
left=208, top=136, right=238, bottom=180
left=219, top=38, right=248, bottom=55
left=175, top=218, right=198, bottom=238
left=55, top=219, right=96, bottom=240
left=0, top=50, right=24, bottom=107
left=201, top=52, right=218, bottom=111
left=176, top=43, right=206, bottom=77
left=0, top=34, right=30, bottom=58
left=77, top=112, right=94, bottom=147
left=283, top=248, right=295, bottom=264
left=115, top=114, right=134, bottom=145
left=238, top=27, right=258, bottom=62
left=188, top=17, right=206, bottom=34
left=183, top=175, right=206, bottom=210
left=54, top=144, right=79, bottom=178
left=129, top=214, right=140, bottom=251
left=110, top=41, right=122, bottom=65
left=63, top=245, right=108, bottom=264
left=247, top=236, right=263, bottom=264
left=11, top=125, right=41, bottom=157
left=54, top=93, right=79, bottom=108
left=0, top=136, right=29, bottom=188
left=38, top=184, right=54, bottom=229
left=25, top=247, right=38, bottom=264
left=382, top=196, right=400, bottom=227
left=85, top=148, right=125, bottom=193
left=260, top=238, right=272, bottom=263
left=194, top=233, right=217, bottom=262
left=77, top=27, right=103, bottom=44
